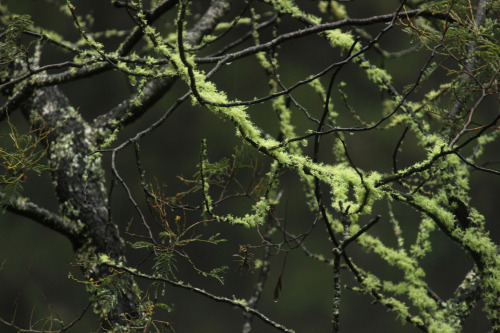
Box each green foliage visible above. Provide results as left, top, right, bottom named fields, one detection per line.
left=145, top=183, right=229, bottom=284
left=0, top=14, right=32, bottom=82
left=153, top=251, right=177, bottom=280
left=0, top=115, right=51, bottom=207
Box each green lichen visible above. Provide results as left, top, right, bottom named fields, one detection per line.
left=215, top=17, right=252, bottom=30
left=86, top=5, right=500, bottom=331
left=362, top=273, right=381, bottom=292
left=410, top=217, right=436, bottom=259
left=324, top=29, right=360, bottom=52
left=381, top=297, right=410, bottom=323
left=318, top=1, right=347, bottom=19
left=98, top=253, right=116, bottom=265
left=264, top=0, right=322, bottom=25
left=359, top=61, right=392, bottom=90
left=216, top=197, right=270, bottom=228
left=412, top=194, right=456, bottom=229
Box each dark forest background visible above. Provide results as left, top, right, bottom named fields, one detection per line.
left=1, top=1, right=499, bottom=332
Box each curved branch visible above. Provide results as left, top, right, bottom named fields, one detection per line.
left=110, top=263, right=295, bottom=333
left=1, top=192, right=81, bottom=242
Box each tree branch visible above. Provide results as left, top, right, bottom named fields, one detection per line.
left=1, top=192, right=81, bottom=242
left=93, top=0, right=232, bottom=139
left=195, top=9, right=456, bottom=64
left=110, top=262, right=295, bottom=333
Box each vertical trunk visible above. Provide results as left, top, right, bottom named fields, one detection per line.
left=21, top=85, right=140, bottom=330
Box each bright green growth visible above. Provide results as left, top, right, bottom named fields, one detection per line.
left=215, top=197, right=270, bottom=228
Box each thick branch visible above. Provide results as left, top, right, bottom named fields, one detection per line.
left=1, top=193, right=81, bottom=242
left=93, top=0, right=232, bottom=139
left=17, top=83, right=140, bottom=328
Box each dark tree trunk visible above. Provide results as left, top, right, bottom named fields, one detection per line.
left=20, top=85, right=140, bottom=329
left=8, top=0, right=232, bottom=330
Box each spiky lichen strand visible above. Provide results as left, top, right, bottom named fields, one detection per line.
left=264, top=0, right=322, bottom=25
left=215, top=197, right=270, bottom=228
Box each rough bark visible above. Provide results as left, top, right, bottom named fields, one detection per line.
left=20, top=84, right=140, bottom=329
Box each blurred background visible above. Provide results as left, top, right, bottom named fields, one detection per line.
left=1, top=0, right=498, bottom=332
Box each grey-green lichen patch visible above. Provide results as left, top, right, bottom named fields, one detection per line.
left=49, top=132, right=77, bottom=171
left=98, top=253, right=116, bottom=265
left=61, top=200, right=80, bottom=218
